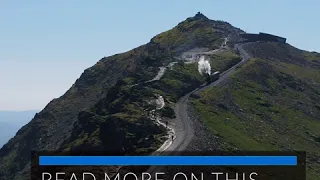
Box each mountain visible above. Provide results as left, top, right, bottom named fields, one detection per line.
left=0, top=12, right=243, bottom=180
left=0, top=110, right=38, bottom=148
left=0, top=12, right=319, bottom=180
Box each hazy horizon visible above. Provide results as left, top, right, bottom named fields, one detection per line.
left=0, top=110, right=39, bottom=113
left=0, top=110, right=38, bottom=147
left=1, top=1, right=319, bottom=111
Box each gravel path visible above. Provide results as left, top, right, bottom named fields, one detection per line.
left=142, top=43, right=252, bottom=179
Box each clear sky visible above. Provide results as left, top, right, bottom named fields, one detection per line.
left=1, top=0, right=319, bottom=111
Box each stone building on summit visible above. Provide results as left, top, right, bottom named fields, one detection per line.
left=240, top=32, right=286, bottom=43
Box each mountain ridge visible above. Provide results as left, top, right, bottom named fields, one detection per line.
left=1, top=13, right=319, bottom=180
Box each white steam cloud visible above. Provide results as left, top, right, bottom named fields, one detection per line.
left=198, top=56, right=211, bottom=75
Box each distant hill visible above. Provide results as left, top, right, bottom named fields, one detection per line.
left=0, top=110, right=38, bottom=148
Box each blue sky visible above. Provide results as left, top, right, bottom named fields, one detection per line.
left=1, top=0, right=319, bottom=111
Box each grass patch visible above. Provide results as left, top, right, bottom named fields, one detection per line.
left=152, top=17, right=222, bottom=53
left=275, top=61, right=320, bottom=83
left=304, top=51, right=320, bottom=62
left=209, top=51, right=242, bottom=72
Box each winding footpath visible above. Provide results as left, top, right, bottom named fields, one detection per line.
left=144, top=42, right=252, bottom=178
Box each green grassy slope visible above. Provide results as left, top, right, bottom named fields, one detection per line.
left=150, top=51, right=241, bottom=101
left=151, top=14, right=222, bottom=54
left=192, top=49, right=320, bottom=179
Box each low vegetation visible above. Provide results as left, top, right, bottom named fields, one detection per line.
left=192, top=56, right=320, bottom=180
left=151, top=15, right=223, bottom=54
left=209, top=51, right=242, bottom=72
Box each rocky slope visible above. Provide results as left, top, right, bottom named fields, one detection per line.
left=0, top=13, right=244, bottom=180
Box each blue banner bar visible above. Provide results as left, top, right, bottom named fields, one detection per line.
left=39, top=156, right=297, bottom=166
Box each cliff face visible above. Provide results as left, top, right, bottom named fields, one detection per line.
left=0, top=13, right=244, bottom=180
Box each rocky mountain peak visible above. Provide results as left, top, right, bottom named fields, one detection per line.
left=193, top=12, right=209, bottom=20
